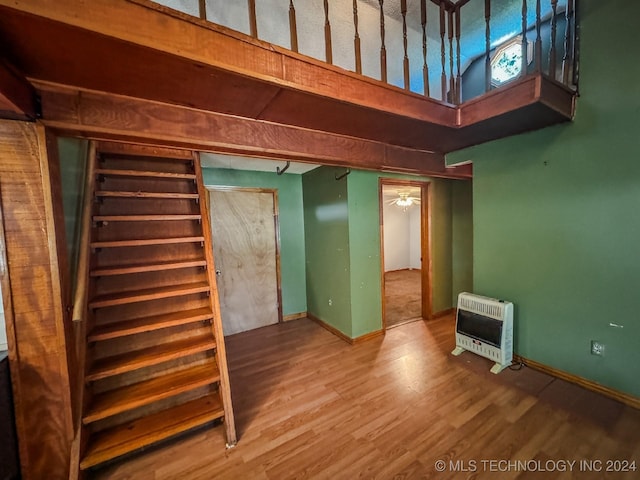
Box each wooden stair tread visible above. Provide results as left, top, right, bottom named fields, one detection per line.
left=93, top=214, right=201, bottom=222
left=86, top=335, right=217, bottom=381
left=100, top=154, right=195, bottom=163
left=91, top=236, right=204, bottom=248
left=96, top=191, right=199, bottom=199
left=96, top=168, right=196, bottom=180
left=89, top=282, right=210, bottom=309
left=80, top=392, right=224, bottom=470
left=88, top=307, right=214, bottom=342
left=83, top=363, right=220, bottom=424
left=91, top=259, right=207, bottom=277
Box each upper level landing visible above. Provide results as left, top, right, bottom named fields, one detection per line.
left=0, top=0, right=577, bottom=178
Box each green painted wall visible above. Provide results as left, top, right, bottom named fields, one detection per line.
left=447, top=0, right=640, bottom=397
left=430, top=179, right=453, bottom=314
left=451, top=180, right=473, bottom=305
left=202, top=167, right=307, bottom=316
left=302, top=166, right=472, bottom=338
left=345, top=171, right=382, bottom=339
left=346, top=171, right=460, bottom=337
left=302, top=166, right=352, bottom=336
left=58, top=137, right=89, bottom=285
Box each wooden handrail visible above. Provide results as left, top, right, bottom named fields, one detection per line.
left=71, top=141, right=96, bottom=322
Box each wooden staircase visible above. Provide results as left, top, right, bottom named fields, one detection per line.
left=75, top=143, right=235, bottom=471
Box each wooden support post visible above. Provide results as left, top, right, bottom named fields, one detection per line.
left=439, top=1, right=447, bottom=101
left=549, top=0, right=558, bottom=80
left=379, top=0, right=387, bottom=83
left=484, top=0, right=491, bottom=92
left=455, top=7, right=462, bottom=104
left=0, top=120, right=74, bottom=479
left=289, top=1, right=298, bottom=53
left=248, top=0, right=258, bottom=38
left=198, top=0, right=206, bottom=20
left=401, top=0, right=410, bottom=90
left=421, top=0, right=430, bottom=97
left=448, top=9, right=455, bottom=102
left=521, top=0, right=528, bottom=77
left=562, top=0, right=574, bottom=85
left=323, top=0, right=333, bottom=64
left=353, top=0, right=362, bottom=74
left=535, top=0, right=542, bottom=72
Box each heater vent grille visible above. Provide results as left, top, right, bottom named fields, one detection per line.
left=458, top=295, right=505, bottom=320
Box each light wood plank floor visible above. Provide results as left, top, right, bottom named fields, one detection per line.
left=94, top=315, right=640, bottom=479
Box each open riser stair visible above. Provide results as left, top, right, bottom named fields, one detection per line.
left=76, top=143, right=235, bottom=472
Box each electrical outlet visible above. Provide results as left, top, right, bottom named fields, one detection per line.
left=328, top=299, right=332, bottom=307
left=591, top=341, right=605, bottom=356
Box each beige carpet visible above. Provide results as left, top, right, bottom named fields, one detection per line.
left=384, top=269, right=422, bottom=327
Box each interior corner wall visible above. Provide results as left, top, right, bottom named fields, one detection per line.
left=447, top=0, right=640, bottom=398
left=202, top=167, right=307, bottom=317
left=430, top=180, right=453, bottom=314
left=302, top=166, right=352, bottom=337
left=347, top=170, right=456, bottom=338
left=451, top=180, right=473, bottom=304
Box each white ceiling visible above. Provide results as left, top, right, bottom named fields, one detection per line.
left=382, top=184, right=421, bottom=198
left=200, top=152, right=320, bottom=175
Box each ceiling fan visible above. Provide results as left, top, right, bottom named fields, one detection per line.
left=385, top=189, right=421, bottom=211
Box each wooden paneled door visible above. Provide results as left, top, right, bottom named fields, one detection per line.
left=208, top=188, right=282, bottom=336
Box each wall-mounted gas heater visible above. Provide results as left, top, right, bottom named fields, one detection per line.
left=452, top=292, right=514, bottom=374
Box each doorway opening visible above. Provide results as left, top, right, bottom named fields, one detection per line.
left=379, top=179, right=431, bottom=329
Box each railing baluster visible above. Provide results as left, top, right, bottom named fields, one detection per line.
left=448, top=9, right=455, bottom=102
left=421, top=0, right=430, bottom=97
left=198, top=0, right=206, bottom=20
left=401, top=0, right=409, bottom=90
left=455, top=7, right=461, bottom=104
left=549, top=0, right=558, bottom=79
left=248, top=0, right=258, bottom=38
left=324, top=0, right=333, bottom=64
left=521, top=0, right=527, bottom=77
left=289, top=1, right=298, bottom=53
left=379, top=0, right=387, bottom=83
left=484, top=0, right=491, bottom=92
left=535, top=0, right=542, bottom=71
left=439, top=1, right=447, bottom=101
left=562, top=0, right=574, bottom=85
left=353, top=0, right=362, bottom=74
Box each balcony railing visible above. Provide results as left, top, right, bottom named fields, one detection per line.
left=151, top=0, right=578, bottom=104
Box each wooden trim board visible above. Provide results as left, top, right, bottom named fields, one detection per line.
left=430, top=308, right=455, bottom=320
left=283, top=312, right=307, bottom=322
left=35, top=81, right=471, bottom=179
left=308, top=313, right=384, bottom=345
left=513, top=354, right=640, bottom=410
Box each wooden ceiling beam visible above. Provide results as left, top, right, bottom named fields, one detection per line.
left=36, top=82, right=471, bottom=179
left=0, top=60, right=38, bottom=121
left=0, top=0, right=456, bottom=126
